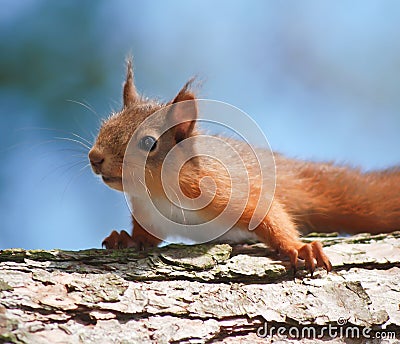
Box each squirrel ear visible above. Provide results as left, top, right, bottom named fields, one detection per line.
left=167, top=79, right=197, bottom=143
left=123, top=58, right=139, bottom=108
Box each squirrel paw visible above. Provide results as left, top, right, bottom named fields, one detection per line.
left=289, top=241, right=332, bottom=275
left=102, top=230, right=159, bottom=250
left=130, top=234, right=159, bottom=251
left=102, top=230, right=135, bottom=249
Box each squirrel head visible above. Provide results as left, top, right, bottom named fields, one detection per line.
left=88, top=59, right=198, bottom=192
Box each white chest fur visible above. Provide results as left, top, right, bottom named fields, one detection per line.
left=129, top=195, right=260, bottom=244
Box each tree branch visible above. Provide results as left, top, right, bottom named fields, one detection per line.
left=1, top=232, right=399, bottom=343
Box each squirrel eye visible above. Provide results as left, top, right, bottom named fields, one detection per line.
left=138, top=135, right=157, bottom=152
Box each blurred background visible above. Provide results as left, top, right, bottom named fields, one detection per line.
left=1, top=1, right=399, bottom=250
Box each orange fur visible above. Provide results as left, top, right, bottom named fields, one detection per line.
left=274, top=157, right=400, bottom=234
left=90, top=59, right=399, bottom=275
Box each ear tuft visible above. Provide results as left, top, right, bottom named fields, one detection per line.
left=123, top=58, right=139, bottom=108
left=171, top=77, right=197, bottom=104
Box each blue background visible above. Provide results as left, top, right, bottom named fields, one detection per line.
left=1, top=1, right=399, bottom=250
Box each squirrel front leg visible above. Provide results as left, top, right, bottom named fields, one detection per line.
left=253, top=200, right=332, bottom=274
left=102, top=217, right=162, bottom=250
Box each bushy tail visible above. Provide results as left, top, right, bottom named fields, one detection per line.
left=276, top=157, right=400, bottom=234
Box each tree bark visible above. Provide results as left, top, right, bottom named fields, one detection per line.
left=1, top=232, right=399, bottom=343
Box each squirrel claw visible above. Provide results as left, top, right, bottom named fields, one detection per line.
left=102, top=230, right=135, bottom=249
left=287, top=241, right=331, bottom=276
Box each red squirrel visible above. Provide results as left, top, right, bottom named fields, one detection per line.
left=88, top=60, right=400, bottom=274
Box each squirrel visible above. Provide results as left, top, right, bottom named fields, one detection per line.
left=88, top=59, right=400, bottom=275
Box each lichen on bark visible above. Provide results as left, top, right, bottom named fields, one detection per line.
left=0, top=232, right=399, bottom=343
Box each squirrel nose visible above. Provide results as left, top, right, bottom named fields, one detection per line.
left=89, top=149, right=105, bottom=169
